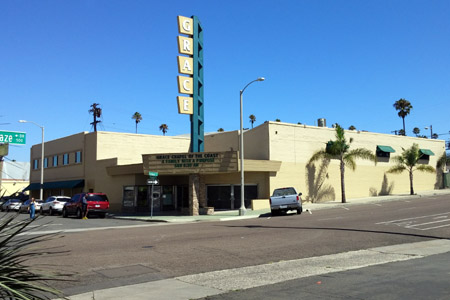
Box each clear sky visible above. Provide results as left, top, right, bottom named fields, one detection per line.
left=1, top=0, right=449, bottom=163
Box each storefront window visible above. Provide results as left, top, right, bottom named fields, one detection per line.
left=123, top=186, right=135, bottom=208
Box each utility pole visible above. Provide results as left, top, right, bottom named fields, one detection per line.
left=89, top=103, right=102, bottom=132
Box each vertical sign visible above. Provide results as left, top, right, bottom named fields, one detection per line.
left=177, top=15, right=204, bottom=152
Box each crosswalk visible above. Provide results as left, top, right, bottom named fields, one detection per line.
left=376, top=212, right=450, bottom=231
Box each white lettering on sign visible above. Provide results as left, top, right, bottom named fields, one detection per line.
left=183, top=79, right=191, bottom=91
left=182, top=19, right=191, bottom=32
left=183, top=59, right=192, bottom=71
left=183, top=39, right=191, bottom=52
left=177, top=96, right=193, bottom=114
left=183, top=99, right=189, bottom=110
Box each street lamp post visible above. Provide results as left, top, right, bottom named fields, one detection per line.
left=19, top=120, right=44, bottom=200
left=239, top=77, right=265, bottom=216
left=425, top=125, right=433, bottom=139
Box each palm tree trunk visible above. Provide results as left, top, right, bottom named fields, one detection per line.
left=340, top=159, right=346, bottom=203
left=402, top=117, right=406, bottom=135
left=409, top=169, right=414, bottom=195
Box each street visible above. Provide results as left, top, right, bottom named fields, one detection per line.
left=7, top=194, right=450, bottom=298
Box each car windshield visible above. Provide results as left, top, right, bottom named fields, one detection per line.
left=86, top=194, right=108, bottom=202
left=272, top=188, right=296, bottom=197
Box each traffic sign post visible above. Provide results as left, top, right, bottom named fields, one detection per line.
left=0, top=131, right=26, bottom=145
left=148, top=171, right=159, bottom=219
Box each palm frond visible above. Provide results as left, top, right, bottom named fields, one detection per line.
left=308, top=150, right=333, bottom=164
left=415, top=164, right=436, bottom=173
left=387, top=165, right=407, bottom=174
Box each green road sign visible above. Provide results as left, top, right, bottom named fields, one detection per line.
left=148, top=171, right=159, bottom=177
left=0, top=131, right=26, bottom=145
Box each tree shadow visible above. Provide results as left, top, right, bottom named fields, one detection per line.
left=370, top=173, right=394, bottom=196
left=305, top=160, right=335, bottom=203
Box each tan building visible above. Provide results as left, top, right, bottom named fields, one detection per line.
left=25, top=122, right=446, bottom=215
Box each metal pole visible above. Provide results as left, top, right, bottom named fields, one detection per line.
left=40, top=126, right=44, bottom=200
left=150, top=183, right=154, bottom=219
left=239, top=90, right=245, bottom=216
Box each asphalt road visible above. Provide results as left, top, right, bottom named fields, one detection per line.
left=9, top=194, right=450, bottom=296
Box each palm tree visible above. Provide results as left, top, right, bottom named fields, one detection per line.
left=393, top=98, right=413, bottom=135
left=348, top=125, right=356, bottom=130
left=131, top=112, right=142, bottom=133
left=387, top=143, right=435, bottom=195
left=249, top=114, right=256, bottom=129
left=308, top=125, right=377, bottom=203
left=217, top=128, right=224, bottom=132
left=159, top=124, right=168, bottom=136
left=413, top=127, right=420, bottom=137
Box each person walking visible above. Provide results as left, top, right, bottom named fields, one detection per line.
left=29, top=197, right=36, bottom=220
left=82, top=195, right=88, bottom=219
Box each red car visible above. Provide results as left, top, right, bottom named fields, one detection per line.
left=62, top=193, right=109, bottom=219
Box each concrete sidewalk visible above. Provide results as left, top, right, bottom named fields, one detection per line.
left=111, top=189, right=450, bottom=223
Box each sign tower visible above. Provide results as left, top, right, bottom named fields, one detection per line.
left=177, top=15, right=204, bottom=152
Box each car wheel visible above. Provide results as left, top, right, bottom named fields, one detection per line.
left=62, top=208, right=68, bottom=218
left=271, top=209, right=278, bottom=216
left=76, top=208, right=82, bottom=219
left=99, top=213, right=106, bottom=219
left=49, top=207, right=53, bottom=216
left=297, top=208, right=302, bottom=215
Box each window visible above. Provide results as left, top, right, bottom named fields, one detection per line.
left=44, top=157, right=49, bottom=168
left=33, top=159, right=39, bottom=170
left=75, top=151, right=82, bottom=163
left=53, top=155, right=58, bottom=167
left=63, top=153, right=69, bottom=165
left=376, top=145, right=395, bottom=158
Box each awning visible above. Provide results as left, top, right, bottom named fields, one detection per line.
left=22, top=179, right=84, bottom=191
left=23, top=183, right=41, bottom=191
left=377, top=145, right=395, bottom=153
left=420, top=149, right=435, bottom=156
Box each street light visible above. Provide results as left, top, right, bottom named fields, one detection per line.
left=239, top=77, right=265, bottom=216
left=425, top=125, right=433, bottom=139
left=19, top=120, right=45, bottom=200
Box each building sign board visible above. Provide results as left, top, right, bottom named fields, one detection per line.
left=0, top=131, right=26, bottom=145
left=177, top=96, right=194, bottom=114
left=143, top=151, right=238, bottom=175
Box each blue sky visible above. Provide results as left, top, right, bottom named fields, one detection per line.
left=1, top=0, right=449, bottom=162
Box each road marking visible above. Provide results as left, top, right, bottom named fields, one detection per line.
left=376, top=212, right=450, bottom=231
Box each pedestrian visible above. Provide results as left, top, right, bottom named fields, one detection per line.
left=82, top=195, right=88, bottom=219
left=29, top=197, right=36, bottom=220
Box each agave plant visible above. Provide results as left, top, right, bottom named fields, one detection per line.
left=0, top=214, right=71, bottom=299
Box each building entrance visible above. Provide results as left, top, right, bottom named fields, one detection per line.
left=206, top=185, right=257, bottom=210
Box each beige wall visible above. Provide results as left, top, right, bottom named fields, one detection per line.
left=266, top=122, right=446, bottom=202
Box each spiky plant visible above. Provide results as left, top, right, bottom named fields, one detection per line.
left=0, top=214, right=71, bottom=299
left=387, top=143, right=436, bottom=195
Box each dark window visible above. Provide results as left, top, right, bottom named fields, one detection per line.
left=86, top=194, right=109, bottom=202
left=53, top=155, right=58, bottom=167
left=33, top=159, right=39, bottom=170
left=75, top=151, right=82, bottom=163
left=63, top=153, right=69, bottom=165
left=44, top=157, right=48, bottom=168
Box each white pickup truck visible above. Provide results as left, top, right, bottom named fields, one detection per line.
left=269, top=187, right=302, bottom=215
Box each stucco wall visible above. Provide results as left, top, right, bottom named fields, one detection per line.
left=266, top=122, right=446, bottom=202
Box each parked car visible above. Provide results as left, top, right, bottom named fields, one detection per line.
left=62, top=193, right=109, bottom=219
left=269, top=187, right=302, bottom=215
left=40, top=196, right=71, bottom=215
left=1, top=199, right=23, bottom=212
left=19, top=199, right=43, bottom=213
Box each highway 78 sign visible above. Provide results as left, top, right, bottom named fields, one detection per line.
left=0, top=131, right=26, bottom=145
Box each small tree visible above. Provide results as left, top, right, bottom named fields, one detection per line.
left=348, top=125, right=356, bottom=130
left=217, top=128, right=224, bottom=132
left=132, top=112, right=142, bottom=133
left=387, top=143, right=435, bottom=195
left=159, top=124, right=169, bottom=136
left=275, top=119, right=281, bottom=122
left=249, top=114, right=256, bottom=129
left=413, top=127, right=420, bottom=136
left=308, top=125, right=377, bottom=203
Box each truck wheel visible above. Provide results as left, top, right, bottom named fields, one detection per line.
left=271, top=209, right=278, bottom=216
left=297, top=208, right=302, bottom=215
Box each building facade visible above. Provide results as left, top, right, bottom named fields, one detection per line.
left=25, top=122, right=446, bottom=214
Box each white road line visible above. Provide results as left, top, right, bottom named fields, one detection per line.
left=376, top=212, right=450, bottom=225
left=406, top=219, right=450, bottom=228
left=421, top=223, right=450, bottom=230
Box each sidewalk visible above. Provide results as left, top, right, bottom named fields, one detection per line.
left=111, top=189, right=450, bottom=223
